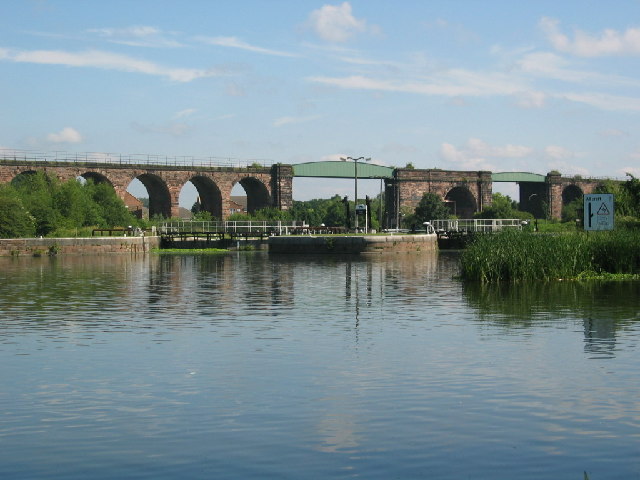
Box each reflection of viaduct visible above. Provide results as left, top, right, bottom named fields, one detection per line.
left=0, top=156, right=611, bottom=223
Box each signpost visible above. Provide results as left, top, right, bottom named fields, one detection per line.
left=355, top=204, right=367, bottom=232
left=583, top=194, right=614, bottom=231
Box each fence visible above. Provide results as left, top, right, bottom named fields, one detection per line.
left=0, top=148, right=272, bottom=169
left=430, top=219, right=525, bottom=233
left=158, top=220, right=309, bottom=236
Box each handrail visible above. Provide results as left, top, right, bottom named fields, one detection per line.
left=430, top=219, right=525, bottom=232
left=158, top=220, right=309, bottom=236
left=0, top=148, right=273, bottom=169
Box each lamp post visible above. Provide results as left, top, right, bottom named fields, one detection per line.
left=340, top=156, right=371, bottom=231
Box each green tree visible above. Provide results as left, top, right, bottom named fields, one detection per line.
left=12, top=171, right=61, bottom=236
left=476, top=193, right=533, bottom=220
left=85, top=181, right=136, bottom=227
left=0, top=185, right=35, bottom=238
left=251, top=207, right=293, bottom=222
left=595, top=177, right=638, bottom=218
left=562, top=197, right=583, bottom=222
left=413, top=193, right=450, bottom=223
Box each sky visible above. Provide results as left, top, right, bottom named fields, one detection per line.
left=2, top=0, right=640, bottom=204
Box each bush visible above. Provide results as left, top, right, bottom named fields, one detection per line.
left=4, top=172, right=138, bottom=237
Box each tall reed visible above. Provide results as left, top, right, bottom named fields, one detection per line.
left=460, top=229, right=640, bottom=282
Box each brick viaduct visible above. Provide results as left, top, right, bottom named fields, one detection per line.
left=386, top=169, right=606, bottom=226
left=0, top=159, right=293, bottom=219
left=0, top=158, right=610, bottom=223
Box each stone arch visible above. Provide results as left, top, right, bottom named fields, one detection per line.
left=235, top=176, right=271, bottom=213
left=80, top=171, right=112, bottom=186
left=189, top=175, right=223, bottom=219
left=444, top=186, right=477, bottom=218
left=136, top=173, right=171, bottom=218
left=10, top=170, right=39, bottom=186
left=562, top=184, right=583, bottom=208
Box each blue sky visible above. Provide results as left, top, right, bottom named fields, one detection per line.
left=2, top=0, right=640, bottom=203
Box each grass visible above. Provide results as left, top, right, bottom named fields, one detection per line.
left=152, top=248, right=228, bottom=255
left=460, top=229, right=640, bottom=282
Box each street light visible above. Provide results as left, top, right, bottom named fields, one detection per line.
left=340, top=156, right=371, bottom=231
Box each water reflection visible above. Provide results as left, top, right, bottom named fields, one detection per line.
left=1, top=252, right=640, bottom=479
left=463, top=280, right=640, bottom=358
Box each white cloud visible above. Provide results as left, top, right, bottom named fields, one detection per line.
left=559, top=91, right=640, bottom=111
left=543, top=145, right=590, bottom=176
left=88, top=25, right=184, bottom=48
left=307, top=2, right=371, bottom=43
left=515, top=90, right=546, bottom=108
left=621, top=166, right=640, bottom=177
left=47, top=127, right=82, bottom=143
left=540, top=17, right=640, bottom=57
left=0, top=47, right=223, bottom=82
left=273, top=115, right=320, bottom=127
left=517, top=51, right=640, bottom=87
left=198, top=36, right=298, bottom=57
left=309, top=69, right=526, bottom=97
left=544, top=145, right=575, bottom=160
left=131, top=121, right=191, bottom=137
left=599, top=128, right=628, bottom=137
left=175, top=108, right=197, bottom=119
left=439, top=138, right=533, bottom=171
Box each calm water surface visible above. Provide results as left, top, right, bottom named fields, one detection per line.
left=0, top=252, right=639, bottom=479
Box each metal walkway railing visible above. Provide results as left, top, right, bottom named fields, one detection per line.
left=158, top=220, right=309, bottom=236
left=430, top=219, right=525, bottom=232
left=0, top=148, right=272, bottom=169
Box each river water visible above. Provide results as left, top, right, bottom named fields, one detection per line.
left=0, top=252, right=638, bottom=479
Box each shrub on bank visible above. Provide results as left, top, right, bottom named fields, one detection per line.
left=460, top=229, right=640, bottom=282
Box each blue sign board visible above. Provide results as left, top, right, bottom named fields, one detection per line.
left=584, top=194, right=614, bottom=231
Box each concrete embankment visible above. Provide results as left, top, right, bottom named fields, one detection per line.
left=268, top=234, right=437, bottom=254
left=0, top=236, right=160, bottom=256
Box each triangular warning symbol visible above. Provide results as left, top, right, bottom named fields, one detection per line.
left=596, top=202, right=610, bottom=215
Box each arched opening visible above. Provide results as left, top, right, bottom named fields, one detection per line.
left=234, top=177, right=271, bottom=214
left=561, top=184, right=583, bottom=222
left=126, top=174, right=171, bottom=219
left=181, top=176, right=222, bottom=220
left=445, top=186, right=477, bottom=218
left=10, top=170, right=39, bottom=186
left=80, top=171, right=112, bottom=186
left=562, top=184, right=583, bottom=206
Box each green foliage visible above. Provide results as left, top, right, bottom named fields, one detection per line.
left=0, top=185, right=36, bottom=238
left=289, top=195, right=349, bottom=226
left=475, top=193, right=533, bottom=220
left=86, top=181, right=135, bottom=228
left=2, top=172, right=137, bottom=237
left=226, top=212, right=253, bottom=221
left=192, top=210, right=213, bottom=221
left=595, top=175, right=640, bottom=218
left=413, top=192, right=450, bottom=223
left=250, top=207, right=293, bottom=221
left=461, top=229, right=640, bottom=282
left=562, top=197, right=583, bottom=222
left=225, top=194, right=385, bottom=230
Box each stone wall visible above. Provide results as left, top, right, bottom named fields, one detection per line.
left=268, top=234, right=437, bottom=254
left=0, top=236, right=160, bottom=256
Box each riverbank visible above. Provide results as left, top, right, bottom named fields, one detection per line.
left=268, top=233, right=437, bottom=254
left=0, top=236, right=160, bottom=256
left=460, top=229, right=640, bottom=282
